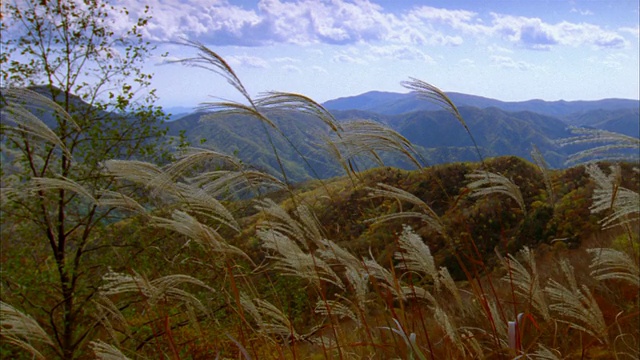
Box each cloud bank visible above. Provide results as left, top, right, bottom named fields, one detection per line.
left=116, top=0, right=631, bottom=50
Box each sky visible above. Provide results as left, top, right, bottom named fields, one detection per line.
left=93, top=0, right=640, bottom=107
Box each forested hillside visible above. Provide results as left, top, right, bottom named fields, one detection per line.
left=167, top=101, right=638, bottom=181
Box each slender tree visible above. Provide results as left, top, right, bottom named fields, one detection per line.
left=1, top=1, right=168, bottom=358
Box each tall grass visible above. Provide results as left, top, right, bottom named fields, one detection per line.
left=2, top=45, right=639, bottom=359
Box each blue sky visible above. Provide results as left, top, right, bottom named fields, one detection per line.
left=119, top=0, right=639, bottom=108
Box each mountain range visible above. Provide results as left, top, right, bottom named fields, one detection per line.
left=165, top=91, right=639, bottom=182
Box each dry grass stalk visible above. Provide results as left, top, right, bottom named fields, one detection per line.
left=99, top=270, right=213, bottom=314
left=1, top=88, right=76, bottom=159
left=255, top=91, right=343, bottom=133
left=0, top=301, right=54, bottom=359
left=29, top=176, right=97, bottom=204
left=367, top=183, right=444, bottom=236
left=588, top=247, right=640, bottom=286
left=315, top=298, right=360, bottom=327
left=90, top=340, right=131, bottom=360
left=258, top=228, right=344, bottom=289
left=586, top=164, right=640, bottom=229
left=328, top=119, right=424, bottom=170
left=433, top=305, right=465, bottom=355
left=559, top=127, right=640, bottom=165
left=466, top=170, right=527, bottom=215
left=190, top=169, right=286, bottom=199
left=545, top=260, right=609, bottom=344
left=248, top=298, right=299, bottom=340
left=256, top=199, right=324, bottom=250
left=150, top=210, right=247, bottom=261
left=438, top=266, right=465, bottom=313
left=394, top=225, right=440, bottom=289
left=500, top=247, right=550, bottom=321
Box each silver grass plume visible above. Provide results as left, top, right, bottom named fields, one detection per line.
left=486, top=297, right=508, bottom=339
left=90, top=341, right=131, bottom=360
left=343, top=266, right=370, bottom=313
left=1, top=88, right=76, bottom=159
left=239, top=293, right=262, bottom=326
left=255, top=91, right=343, bottom=133
left=99, top=270, right=213, bottom=315
left=154, top=147, right=239, bottom=192
left=315, top=298, right=360, bottom=327
left=586, top=164, right=640, bottom=229
left=103, top=159, right=174, bottom=193
left=327, top=119, right=425, bottom=170
left=316, top=239, right=361, bottom=268
left=401, top=78, right=484, bottom=164
left=433, top=305, right=466, bottom=355
left=0, top=301, right=54, bottom=359
left=255, top=199, right=324, bottom=250
left=92, top=296, right=131, bottom=346
left=439, top=266, right=465, bottom=313
left=150, top=210, right=247, bottom=261
left=545, top=259, right=609, bottom=344
left=316, top=239, right=369, bottom=312
left=97, top=190, right=148, bottom=215
left=29, top=176, right=97, bottom=204
left=190, top=169, right=286, bottom=199
left=499, top=247, right=550, bottom=321
left=247, top=298, right=299, bottom=340
left=367, top=183, right=445, bottom=236
left=558, top=127, right=640, bottom=165
left=400, top=285, right=436, bottom=304
left=394, top=225, right=440, bottom=289
left=258, top=227, right=344, bottom=289
left=105, top=159, right=240, bottom=231
left=588, top=248, right=640, bottom=286
left=363, top=256, right=403, bottom=301
left=460, top=329, right=485, bottom=358
left=173, top=41, right=252, bottom=103
left=466, top=170, right=527, bottom=215
left=171, top=183, right=240, bottom=231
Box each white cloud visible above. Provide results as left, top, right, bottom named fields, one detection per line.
left=490, top=55, right=537, bottom=71
left=114, top=0, right=630, bottom=52
left=226, top=55, right=269, bottom=68
left=256, top=0, right=398, bottom=44
left=458, top=58, right=475, bottom=67
left=281, top=64, right=302, bottom=73
left=488, top=44, right=513, bottom=53
left=368, top=45, right=435, bottom=63
left=590, top=53, right=631, bottom=69
left=490, top=14, right=627, bottom=49
left=570, top=8, right=594, bottom=16
left=332, top=53, right=366, bottom=64
left=273, top=57, right=300, bottom=63
left=619, top=26, right=640, bottom=39
left=312, top=65, right=328, bottom=74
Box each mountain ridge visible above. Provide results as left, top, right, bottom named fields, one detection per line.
left=322, top=90, right=640, bottom=118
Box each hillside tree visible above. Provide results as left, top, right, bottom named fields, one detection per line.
left=0, top=0, right=169, bottom=358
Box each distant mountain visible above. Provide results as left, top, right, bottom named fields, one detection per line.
left=323, top=91, right=640, bottom=118
left=169, top=107, right=575, bottom=181
left=331, top=107, right=571, bottom=168
left=163, top=106, right=197, bottom=121
left=563, top=108, right=640, bottom=137
left=166, top=91, right=639, bottom=182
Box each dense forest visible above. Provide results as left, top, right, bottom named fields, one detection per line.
left=1, top=1, right=639, bottom=359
